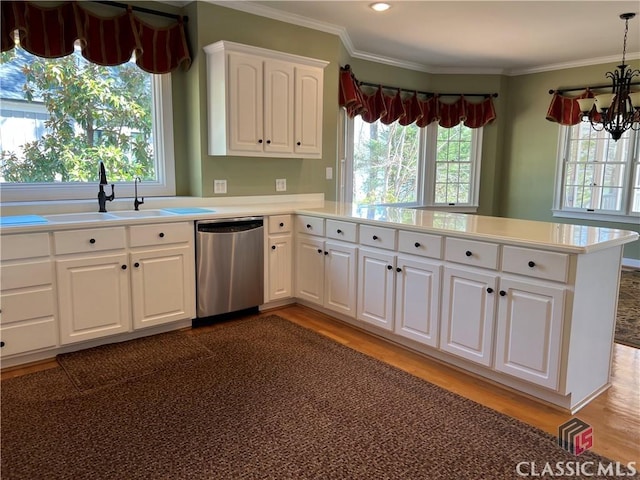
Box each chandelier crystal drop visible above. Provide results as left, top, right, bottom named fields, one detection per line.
left=576, top=13, right=640, bottom=141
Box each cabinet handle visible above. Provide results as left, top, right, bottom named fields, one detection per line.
left=258, top=139, right=263, bottom=144
left=271, top=245, right=277, bottom=250
left=528, top=261, right=536, bottom=268
left=317, top=249, right=323, bottom=254
left=0, top=341, right=5, bottom=348
left=465, top=250, right=472, bottom=257
left=499, top=290, right=507, bottom=296
left=279, top=222, right=284, bottom=227
left=337, top=229, right=343, bottom=234
left=89, top=238, right=96, bottom=244
left=373, top=235, right=379, bottom=240
left=387, top=265, right=393, bottom=270
left=159, top=232, right=165, bottom=238
left=121, top=265, right=127, bottom=270
left=297, top=141, right=301, bottom=146
left=134, top=262, right=140, bottom=268
left=486, top=287, right=494, bottom=294
left=396, top=267, right=402, bottom=272
left=414, top=242, right=421, bottom=248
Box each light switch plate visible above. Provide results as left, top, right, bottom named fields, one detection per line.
left=214, top=179, right=227, bottom=194
left=275, top=178, right=287, bottom=192
left=326, top=167, right=333, bottom=180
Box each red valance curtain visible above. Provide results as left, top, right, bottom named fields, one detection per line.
left=546, top=89, right=600, bottom=125
left=1, top=1, right=191, bottom=74
left=339, top=66, right=496, bottom=128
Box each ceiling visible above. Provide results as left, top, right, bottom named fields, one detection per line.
left=208, top=1, right=640, bottom=75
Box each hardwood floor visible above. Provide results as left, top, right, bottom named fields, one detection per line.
left=3, top=304, right=639, bottom=464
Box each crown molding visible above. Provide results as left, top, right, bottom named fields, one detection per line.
left=203, top=1, right=640, bottom=77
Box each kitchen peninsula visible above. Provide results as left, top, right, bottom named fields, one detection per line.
left=0, top=197, right=637, bottom=412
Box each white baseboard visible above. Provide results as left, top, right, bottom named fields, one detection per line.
left=622, top=257, right=640, bottom=269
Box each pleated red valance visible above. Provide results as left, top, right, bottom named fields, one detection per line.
left=1, top=1, right=191, bottom=74
left=546, top=89, right=600, bottom=125
left=339, top=66, right=496, bottom=128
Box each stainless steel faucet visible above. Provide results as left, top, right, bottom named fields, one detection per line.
left=134, top=177, right=144, bottom=211
left=98, top=161, right=115, bottom=212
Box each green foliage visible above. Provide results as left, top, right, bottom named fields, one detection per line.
left=1, top=47, right=154, bottom=183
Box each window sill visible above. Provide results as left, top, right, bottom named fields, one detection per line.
left=552, top=209, right=640, bottom=225
left=414, top=205, right=479, bottom=214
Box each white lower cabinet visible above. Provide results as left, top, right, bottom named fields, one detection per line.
left=57, top=253, right=131, bottom=344
left=295, top=234, right=357, bottom=316
left=440, top=266, right=498, bottom=367
left=494, top=278, right=565, bottom=389
left=357, top=247, right=395, bottom=331
left=266, top=215, right=293, bottom=302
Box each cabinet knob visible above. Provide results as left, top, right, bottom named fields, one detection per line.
left=324, top=251, right=329, bottom=255
left=396, top=267, right=402, bottom=273
left=258, top=139, right=263, bottom=144
left=387, top=265, right=393, bottom=270
left=279, top=222, right=284, bottom=227
left=465, top=250, right=472, bottom=257
left=159, top=232, right=165, bottom=238
left=486, top=287, right=494, bottom=294
left=121, top=265, right=127, bottom=270
left=373, top=235, right=379, bottom=240
left=414, top=242, right=421, bottom=248
left=337, top=229, right=343, bottom=234
left=266, top=140, right=271, bottom=144
left=89, top=238, right=96, bottom=244
left=134, top=262, right=140, bottom=268
left=317, top=249, right=323, bottom=254
left=528, top=261, right=536, bottom=268
left=499, top=290, right=507, bottom=296
left=271, top=245, right=277, bottom=250
left=306, top=224, right=312, bottom=229
left=0, top=341, right=5, bottom=348
left=297, top=141, right=301, bottom=146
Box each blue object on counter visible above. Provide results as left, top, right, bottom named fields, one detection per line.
left=0, top=215, right=48, bottom=225
left=162, top=207, right=215, bottom=215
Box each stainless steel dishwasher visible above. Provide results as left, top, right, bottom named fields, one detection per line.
left=195, top=217, right=264, bottom=318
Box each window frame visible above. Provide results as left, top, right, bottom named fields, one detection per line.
left=343, top=112, right=482, bottom=211
left=0, top=72, right=176, bottom=203
left=552, top=124, right=640, bottom=223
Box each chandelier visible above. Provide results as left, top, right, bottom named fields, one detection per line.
left=576, top=13, right=640, bottom=141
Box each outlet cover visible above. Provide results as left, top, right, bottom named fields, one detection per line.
left=275, top=178, right=287, bottom=192
left=214, top=179, right=227, bottom=194
left=326, top=167, right=333, bottom=180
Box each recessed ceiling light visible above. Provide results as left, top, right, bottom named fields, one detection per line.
left=370, top=3, right=391, bottom=12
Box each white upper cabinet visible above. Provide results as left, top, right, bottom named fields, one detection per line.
left=204, top=41, right=328, bottom=158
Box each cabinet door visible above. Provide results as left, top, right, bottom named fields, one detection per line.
left=495, top=279, right=565, bottom=389
left=267, top=234, right=293, bottom=301
left=130, top=246, right=195, bottom=330
left=57, top=253, right=131, bottom=344
left=295, top=236, right=325, bottom=306
left=228, top=52, right=264, bottom=153
left=394, top=255, right=441, bottom=347
left=294, top=66, right=323, bottom=157
left=264, top=60, right=294, bottom=154
left=357, top=248, right=395, bottom=331
left=324, top=241, right=357, bottom=317
left=440, top=266, right=497, bottom=366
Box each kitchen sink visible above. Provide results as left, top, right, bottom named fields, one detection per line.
left=44, top=212, right=117, bottom=222
left=109, top=209, right=177, bottom=218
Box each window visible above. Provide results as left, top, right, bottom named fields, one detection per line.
left=346, top=115, right=482, bottom=209
left=553, top=123, right=639, bottom=222
left=0, top=45, right=175, bottom=202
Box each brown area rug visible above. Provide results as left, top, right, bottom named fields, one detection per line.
left=0, top=315, right=627, bottom=479
left=616, top=270, right=640, bottom=349
left=57, top=330, right=212, bottom=391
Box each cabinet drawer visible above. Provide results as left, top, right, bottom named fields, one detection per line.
left=296, top=215, right=325, bottom=236
left=1, top=261, right=52, bottom=290
left=54, top=227, right=126, bottom=254
left=359, top=224, right=397, bottom=250
left=326, top=220, right=357, bottom=243
left=502, top=246, right=569, bottom=283
left=129, top=222, right=192, bottom=247
left=1, top=233, right=50, bottom=260
left=398, top=231, right=443, bottom=259
left=1, top=287, right=54, bottom=324
left=445, top=238, right=499, bottom=270
left=268, top=215, right=292, bottom=234
left=0, top=317, right=57, bottom=357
